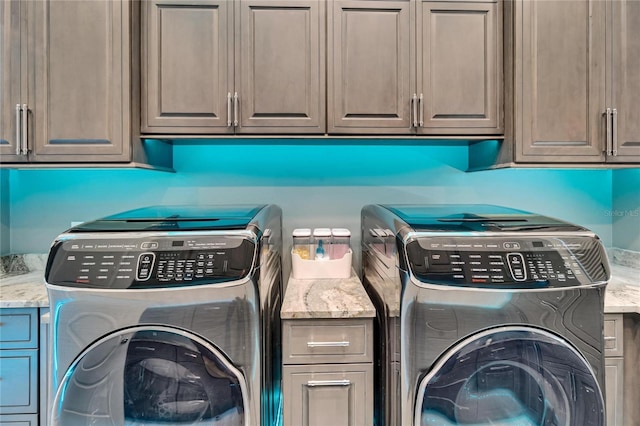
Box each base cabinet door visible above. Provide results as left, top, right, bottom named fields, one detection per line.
left=283, top=363, right=373, bottom=426
left=605, top=357, right=624, bottom=426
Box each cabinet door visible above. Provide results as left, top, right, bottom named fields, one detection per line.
left=328, top=0, right=412, bottom=134
left=605, top=357, right=624, bottom=426
left=417, top=1, right=501, bottom=135
left=142, top=0, right=233, bottom=134
left=609, top=0, right=640, bottom=162
left=283, top=363, right=373, bottom=426
left=236, top=0, right=325, bottom=134
left=0, top=349, right=38, bottom=415
left=516, top=0, right=606, bottom=162
left=0, top=0, right=26, bottom=162
left=29, top=0, right=131, bottom=162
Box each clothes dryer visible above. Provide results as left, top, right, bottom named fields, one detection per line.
left=361, top=204, right=610, bottom=426
left=45, top=204, right=283, bottom=426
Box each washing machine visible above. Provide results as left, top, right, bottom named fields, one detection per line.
left=361, top=204, right=610, bottom=426
left=45, top=204, right=283, bottom=426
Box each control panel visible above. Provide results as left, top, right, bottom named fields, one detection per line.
left=406, top=236, right=608, bottom=288
left=46, top=235, right=255, bottom=289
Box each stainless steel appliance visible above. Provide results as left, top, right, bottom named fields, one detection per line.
left=45, top=204, right=283, bottom=426
left=361, top=204, right=610, bottom=426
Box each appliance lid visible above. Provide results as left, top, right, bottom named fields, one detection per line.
left=382, top=204, right=587, bottom=233
left=68, top=205, right=266, bottom=232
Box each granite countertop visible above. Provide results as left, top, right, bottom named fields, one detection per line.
left=281, top=270, right=376, bottom=319
left=0, top=254, right=49, bottom=308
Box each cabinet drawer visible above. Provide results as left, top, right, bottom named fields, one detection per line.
left=604, top=314, right=623, bottom=357
left=283, top=318, right=372, bottom=364
left=0, top=349, right=38, bottom=414
left=0, top=309, right=38, bottom=349
left=0, top=413, right=38, bottom=426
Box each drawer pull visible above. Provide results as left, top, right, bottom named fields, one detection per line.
left=306, top=379, right=351, bottom=387
left=604, top=336, right=616, bottom=341
left=307, top=341, right=350, bottom=348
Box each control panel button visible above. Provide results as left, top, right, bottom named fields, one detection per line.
left=507, top=253, right=526, bottom=281
left=136, top=253, right=155, bottom=281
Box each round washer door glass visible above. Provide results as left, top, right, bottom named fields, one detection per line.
left=415, top=327, right=604, bottom=426
left=52, top=327, right=248, bottom=425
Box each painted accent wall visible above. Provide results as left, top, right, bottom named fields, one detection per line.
left=3, top=143, right=616, bottom=274
left=612, top=168, right=640, bottom=251
left=0, top=169, right=9, bottom=255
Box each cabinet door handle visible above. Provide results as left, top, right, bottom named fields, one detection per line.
left=612, top=108, right=618, bottom=156
left=15, top=104, right=22, bottom=155
left=605, top=108, right=612, bottom=155
left=233, top=92, right=239, bottom=127
left=307, top=341, right=350, bottom=348
left=412, top=94, right=418, bottom=128
left=21, top=104, right=28, bottom=155
left=604, top=336, right=616, bottom=342
left=227, top=92, right=232, bottom=127
left=306, top=380, right=351, bottom=387
left=418, top=93, right=424, bottom=127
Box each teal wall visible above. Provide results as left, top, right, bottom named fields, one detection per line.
left=0, top=169, right=9, bottom=255
left=612, top=168, right=640, bottom=251
left=3, top=144, right=617, bottom=271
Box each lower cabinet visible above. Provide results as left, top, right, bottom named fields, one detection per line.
left=0, top=308, right=44, bottom=426
left=604, top=314, right=624, bottom=426
left=282, top=318, right=373, bottom=426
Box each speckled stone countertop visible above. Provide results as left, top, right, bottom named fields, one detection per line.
left=0, top=254, right=49, bottom=308
left=281, top=270, right=376, bottom=319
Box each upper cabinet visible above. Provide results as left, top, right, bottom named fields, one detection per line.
left=328, top=0, right=502, bottom=136
left=328, top=1, right=412, bottom=134
left=143, top=0, right=502, bottom=137
left=508, top=0, right=640, bottom=164
left=417, top=0, right=501, bottom=135
left=609, top=0, right=640, bottom=162
left=142, top=0, right=326, bottom=135
left=1, top=0, right=167, bottom=166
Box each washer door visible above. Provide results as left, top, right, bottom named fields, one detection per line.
left=415, top=327, right=604, bottom=426
left=52, top=326, right=248, bottom=425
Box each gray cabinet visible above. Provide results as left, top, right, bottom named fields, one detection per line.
left=328, top=1, right=412, bottom=134
left=0, top=308, right=39, bottom=425
left=0, top=0, right=26, bottom=163
left=417, top=0, right=501, bottom=135
left=608, top=0, right=640, bottom=162
left=0, top=0, right=154, bottom=165
left=604, top=314, right=624, bottom=426
left=328, top=0, right=502, bottom=136
left=509, top=0, right=639, bottom=164
left=282, top=318, right=374, bottom=426
left=142, top=0, right=325, bottom=135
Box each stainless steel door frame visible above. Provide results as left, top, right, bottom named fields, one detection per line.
left=413, top=325, right=605, bottom=426
left=51, top=325, right=250, bottom=426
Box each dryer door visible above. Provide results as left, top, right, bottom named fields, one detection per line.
left=51, top=326, right=248, bottom=426
left=415, top=326, right=604, bottom=426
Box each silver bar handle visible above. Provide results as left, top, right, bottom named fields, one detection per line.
left=306, top=380, right=351, bottom=387
left=418, top=93, right=424, bottom=127
left=612, top=108, right=618, bottom=156
left=307, top=341, right=350, bottom=348
left=605, top=108, right=612, bottom=155
left=233, top=92, right=239, bottom=127
left=604, top=336, right=617, bottom=342
left=227, top=92, right=232, bottom=127
left=21, top=104, right=28, bottom=155
left=412, top=93, right=418, bottom=128
left=15, top=104, right=21, bottom=155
